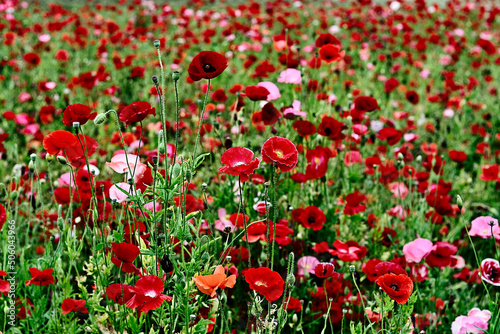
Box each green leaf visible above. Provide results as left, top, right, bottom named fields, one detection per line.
left=194, top=153, right=210, bottom=168
left=113, top=231, right=125, bottom=243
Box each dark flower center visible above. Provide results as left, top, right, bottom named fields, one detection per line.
left=390, top=283, right=399, bottom=291
left=307, top=216, right=315, bottom=224
left=324, top=127, right=332, bottom=136
left=203, top=63, right=216, bottom=73
left=490, top=267, right=499, bottom=279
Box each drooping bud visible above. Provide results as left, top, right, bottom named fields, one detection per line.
left=57, top=156, right=67, bottom=165
left=93, top=113, right=107, bottom=125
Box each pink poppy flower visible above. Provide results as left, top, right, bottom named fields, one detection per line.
left=451, top=308, right=491, bottom=334
left=283, top=100, right=306, bottom=119
left=469, top=216, right=500, bottom=240
left=388, top=182, right=409, bottom=199
left=277, top=68, right=302, bottom=84
left=257, top=81, right=281, bottom=100
left=297, top=256, right=320, bottom=276
left=403, top=238, right=433, bottom=263
left=109, top=183, right=131, bottom=203
left=480, top=258, right=500, bottom=286
left=214, top=208, right=235, bottom=233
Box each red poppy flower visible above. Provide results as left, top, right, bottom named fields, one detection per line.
left=425, top=241, right=457, bottom=267
left=261, top=102, right=282, bottom=125
left=449, top=150, right=467, bottom=163
left=329, top=240, right=367, bottom=262
left=23, top=53, right=41, bottom=66
left=111, top=242, right=142, bottom=276
left=261, top=136, right=298, bottom=172
left=344, top=190, right=367, bottom=215
left=61, top=298, right=88, bottom=315
left=384, top=78, right=399, bottom=93
left=188, top=51, right=228, bottom=81
left=119, top=101, right=156, bottom=126
left=315, top=33, right=341, bottom=48
left=305, top=146, right=330, bottom=180
left=244, top=267, right=284, bottom=302
left=353, top=96, right=380, bottom=112
left=317, top=116, right=346, bottom=140
left=480, top=258, right=500, bottom=286
left=314, top=263, right=339, bottom=279
left=243, top=85, right=270, bottom=101
left=219, top=147, right=260, bottom=181
left=376, top=274, right=413, bottom=304
left=106, top=283, right=134, bottom=305
left=0, top=271, right=10, bottom=295
left=42, top=130, right=79, bottom=155
left=62, top=104, right=97, bottom=127
left=319, top=44, right=345, bottom=63
left=285, top=297, right=303, bottom=312
left=63, top=134, right=99, bottom=168
left=377, top=127, right=402, bottom=146
left=374, top=262, right=407, bottom=277
left=479, top=164, right=499, bottom=182
left=362, top=259, right=383, bottom=282
left=405, top=91, right=419, bottom=105
left=243, top=222, right=268, bottom=243
left=293, top=120, right=316, bottom=136
left=126, top=275, right=172, bottom=313
left=25, top=268, right=56, bottom=286
left=0, top=203, right=6, bottom=231
left=298, top=206, right=326, bottom=231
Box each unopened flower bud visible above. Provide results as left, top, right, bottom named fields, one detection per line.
left=57, top=156, right=67, bottom=165
left=349, top=265, right=355, bottom=272
left=152, top=75, right=159, bottom=85
left=202, top=183, right=207, bottom=191
left=46, top=154, right=54, bottom=162
left=93, top=113, right=107, bottom=125
left=286, top=274, right=295, bottom=286
left=153, top=40, right=161, bottom=49
left=172, top=71, right=180, bottom=81
left=28, top=160, right=35, bottom=172
left=30, top=153, right=36, bottom=161
left=457, top=195, right=463, bottom=210
left=397, top=152, right=404, bottom=161
left=72, top=121, right=80, bottom=128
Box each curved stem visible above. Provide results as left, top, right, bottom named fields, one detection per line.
left=192, top=79, right=211, bottom=165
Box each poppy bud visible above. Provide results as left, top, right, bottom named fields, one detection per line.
left=456, top=195, right=463, bottom=211
left=153, top=40, right=160, bottom=49
left=57, top=156, right=67, bottom=165
left=152, top=156, right=158, bottom=165
left=172, top=71, right=180, bottom=81
left=28, top=160, right=35, bottom=172
left=46, top=154, right=54, bottom=163
left=30, top=153, right=36, bottom=161
left=349, top=265, right=355, bottom=272
left=93, top=113, right=107, bottom=125
left=72, top=121, right=80, bottom=129
left=152, top=75, right=159, bottom=85
left=201, top=252, right=210, bottom=262
left=160, top=255, right=174, bottom=274
left=286, top=274, right=295, bottom=286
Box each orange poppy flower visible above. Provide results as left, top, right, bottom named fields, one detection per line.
left=193, top=265, right=236, bottom=298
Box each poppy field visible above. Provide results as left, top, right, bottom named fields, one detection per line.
left=1, top=0, right=500, bottom=333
